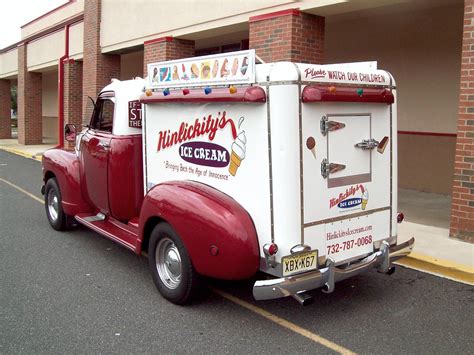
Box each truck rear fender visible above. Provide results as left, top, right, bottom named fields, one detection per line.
left=138, top=181, right=260, bottom=280
left=42, top=149, right=92, bottom=216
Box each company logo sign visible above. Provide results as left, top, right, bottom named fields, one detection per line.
left=158, top=112, right=247, bottom=176
left=179, top=141, right=229, bottom=168
left=330, top=184, right=369, bottom=211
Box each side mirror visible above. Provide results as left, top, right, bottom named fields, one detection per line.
left=65, top=124, right=77, bottom=142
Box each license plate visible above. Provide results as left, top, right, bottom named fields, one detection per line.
left=282, top=251, right=318, bottom=277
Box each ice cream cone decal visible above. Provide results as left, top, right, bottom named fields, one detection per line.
left=306, top=136, right=316, bottom=159
left=360, top=186, right=369, bottom=210
left=229, top=118, right=246, bottom=176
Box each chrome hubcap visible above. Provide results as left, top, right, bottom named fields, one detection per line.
left=47, top=189, right=59, bottom=222
left=156, top=237, right=182, bottom=289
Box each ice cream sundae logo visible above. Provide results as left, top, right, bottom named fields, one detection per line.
left=330, top=184, right=369, bottom=210
left=156, top=111, right=237, bottom=152
left=228, top=117, right=246, bottom=176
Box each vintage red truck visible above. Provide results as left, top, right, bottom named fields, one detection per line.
left=41, top=50, right=414, bottom=305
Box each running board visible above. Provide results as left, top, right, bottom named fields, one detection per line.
left=75, top=213, right=139, bottom=252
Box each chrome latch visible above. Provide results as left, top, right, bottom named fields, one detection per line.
left=321, top=158, right=346, bottom=179
left=320, top=116, right=346, bottom=136
left=354, top=138, right=379, bottom=150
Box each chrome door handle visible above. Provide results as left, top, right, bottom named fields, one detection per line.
left=98, top=141, right=110, bottom=149
left=354, top=139, right=379, bottom=150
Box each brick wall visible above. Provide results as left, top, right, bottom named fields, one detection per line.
left=17, top=44, right=42, bottom=145
left=249, top=9, right=325, bottom=64
left=143, top=37, right=195, bottom=77
left=64, top=60, right=83, bottom=150
left=82, top=0, right=120, bottom=125
left=0, top=79, right=11, bottom=139
left=450, top=0, right=474, bottom=243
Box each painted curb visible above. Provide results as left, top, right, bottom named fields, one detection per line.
left=396, top=253, right=474, bottom=285
left=0, top=146, right=42, bottom=161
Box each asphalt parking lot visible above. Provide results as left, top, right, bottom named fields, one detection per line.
left=1, top=150, right=473, bottom=354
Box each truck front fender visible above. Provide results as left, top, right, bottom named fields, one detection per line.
left=42, top=149, right=92, bottom=216
left=138, top=181, right=260, bottom=280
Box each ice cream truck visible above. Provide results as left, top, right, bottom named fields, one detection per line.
left=41, top=50, right=414, bottom=305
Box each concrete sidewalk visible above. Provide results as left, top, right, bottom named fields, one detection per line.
left=0, top=138, right=55, bottom=161
left=0, top=139, right=473, bottom=285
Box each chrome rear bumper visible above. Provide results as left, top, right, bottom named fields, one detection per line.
left=253, top=237, right=415, bottom=301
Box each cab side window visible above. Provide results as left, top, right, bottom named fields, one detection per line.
left=90, top=97, right=115, bottom=133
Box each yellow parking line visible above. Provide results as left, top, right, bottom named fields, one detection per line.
left=0, top=177, right=43, bottom=204
left=1, top=175, right=356, bottom=355
left=213, top=288, right=357, bottom=355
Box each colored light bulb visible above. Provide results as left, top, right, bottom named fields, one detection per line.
left=357, top=88, right=363, bottom=96
left=229, top=86, right=237, bottom=94
left=182, top=88, right=190, bottom=95
left=163, top=88, right=170, bottom=96
left=145, top=89, right=152, bottom=96
left=329, top=86, right=337, bottom=93
left=204, top=87, right=212, bottom=95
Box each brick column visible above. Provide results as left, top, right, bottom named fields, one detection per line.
left=450, top=0, right=474, bottom=243
left=64, top=59, right=83, bottom=150
left=0, top=79, right=11, bottom=139
left=249, top=9, right=325, bottom=64
left=17, top=44, right=42, bottom=145
left=143, top=37, right=195, bottom=77
left=82, top=0, right=120, bottom=125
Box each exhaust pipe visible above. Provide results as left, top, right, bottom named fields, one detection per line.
left=292, top=292, right=313, bottom=306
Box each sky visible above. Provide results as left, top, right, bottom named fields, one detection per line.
left=0, top=0, right=67, bottom=49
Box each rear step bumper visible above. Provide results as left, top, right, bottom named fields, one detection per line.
left=253, top=237, right=415, bottom=301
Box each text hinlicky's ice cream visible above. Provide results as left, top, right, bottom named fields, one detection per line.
left=229, top=131, right=246, bottom=176
left=361, top=188, right=369, bottom=210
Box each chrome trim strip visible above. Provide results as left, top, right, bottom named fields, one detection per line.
left=256, top=80, right=396, bottom=90
left=303, top=206, right=391, bottom=228
left=253, top=237, right=414, bottom=300
left=265, top=82, right=275, bottom=243
left=292, top=63, right=305, bottom=244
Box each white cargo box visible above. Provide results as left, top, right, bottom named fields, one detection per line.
left=141, top=52, right=399, bottom=280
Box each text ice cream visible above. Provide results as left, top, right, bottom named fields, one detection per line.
left=229, top=131, right=246, bottom=176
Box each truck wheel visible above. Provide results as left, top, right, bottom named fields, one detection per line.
left=44, top=178, right=67, bottom=231
left=148, top=223, right=199, bottom=305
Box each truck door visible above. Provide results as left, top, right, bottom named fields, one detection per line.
left=301, top=86, right=394, bottom=264
left=79, top=93, right=115, bottom=213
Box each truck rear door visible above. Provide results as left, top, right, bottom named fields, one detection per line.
left=301, top=86, right=395, bottom=265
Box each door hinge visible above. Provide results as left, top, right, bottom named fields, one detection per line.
left=321, top=158, right=346, bottom=179
left=320, top=116, right=346, bottom=136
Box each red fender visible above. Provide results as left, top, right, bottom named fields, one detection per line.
left=42, top=149, right=92, bottom=216
left=138, top=181, right=260, bottom=280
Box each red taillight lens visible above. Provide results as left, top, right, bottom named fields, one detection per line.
left=397, top=212, right=404, bottom=223
left=263, top=243, right=278, bottom=256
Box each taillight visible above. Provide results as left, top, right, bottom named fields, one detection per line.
left=263, top=243, right=278, bottom=256
left=397, top=212, right=404, bottom=224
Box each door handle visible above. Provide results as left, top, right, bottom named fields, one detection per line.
left=354, top=139, right=379, bottom=150
left=98, top=141, right=110, bottom=149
